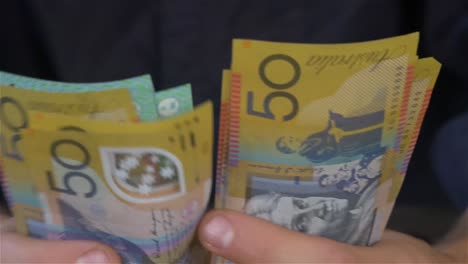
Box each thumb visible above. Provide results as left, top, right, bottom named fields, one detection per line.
left=198, top=209, right=359, bottom=263
left=1, top=232, right=120, bottom=263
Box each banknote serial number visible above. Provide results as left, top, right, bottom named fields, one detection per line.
left=247, top=54, right=299, bottom=121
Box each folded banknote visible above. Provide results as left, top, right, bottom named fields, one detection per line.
left=214, top=33, right=441, bottom=264
left=15, top=101, right=213, bottom=263
left=0, top=85, right=139, bottom=212
left=371, top=57, right=441, bottom=243
left=0, top=77, right=194, bottom=208
left=0, top=33, right=443, bottom=264
left=0, top=73, right=156, bottom=212
left=0, top=75, right=201, bottom=263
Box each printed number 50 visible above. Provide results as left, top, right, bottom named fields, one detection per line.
left=247, top=91, right=299, bottom=121
left=246, top=54, right=301, bottom=122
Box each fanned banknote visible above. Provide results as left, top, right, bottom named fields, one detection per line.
left=220, top=33, right=420, bottom=250
left=0, top=86, right=139, bottom=215
left=378, top=58, right=441, bottom=204
left=393, top=57, right=441, bottom=199
left=0, top=71, right=157, bottom=121
left=215, top=70, right=231, bottom=209
left=0, top=77, right=194, bottom=203
left=19, top=102, right=213, bottom=263
left=1, top=78, right=199, bottom=263
left=370, top=58, right=441, bottom=243
left=0, top=72, right=157, bottom=211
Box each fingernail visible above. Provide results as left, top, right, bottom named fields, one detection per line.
left=202, top=216, right=234, bottom=249
left=76, top=249, right=110, bottom=264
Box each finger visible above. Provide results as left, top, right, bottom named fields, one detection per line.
left=357, top=230, right=450, bottom=263
left=1, top=232, right=120, bottom=263
left=198, top=209, right=359, bottom=263
left=0, top=215, right=15, bottom=233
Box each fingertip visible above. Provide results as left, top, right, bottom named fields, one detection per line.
left=36, top=240, right=121, bottom=264
left=75, top=243, right=121, bottom=264
left=199, top=212, right=235, bottom=250
left=197, top=209, right=284, bottom=262
left=1, top=232, right=120, bottom=263
left=197, top=209, right=356, bottom=263
left=76, top=242, right=121, bottom=264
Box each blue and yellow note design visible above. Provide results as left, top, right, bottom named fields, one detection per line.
left=21, top=102, right=213, bottom=263
left=0, top=85, right=139, bottom=210
left=369, top=58, right=441, bottom=244
left=221, top=33, right=420, bottom=249
left=0, top=70, right=202, bottom=263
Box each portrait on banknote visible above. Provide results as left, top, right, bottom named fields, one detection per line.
left=244, top=151, right=382, bottom=245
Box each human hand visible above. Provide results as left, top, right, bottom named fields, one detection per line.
left=198, top=210, right=460, bottom=263
left=0, top=211, right=120, bottom=263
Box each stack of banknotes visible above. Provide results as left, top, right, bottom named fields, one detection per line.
left=214, top=32, right=441, bottom=263
left=0, top=32, right=441, bottom=264
left=0, top=72, right=213, bottom=263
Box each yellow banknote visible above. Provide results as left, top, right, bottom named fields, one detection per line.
left=0, top=85, right=139, bottom=232
left=370, top=57, right=442, bottom=244
left=21, top=102, right=213, bottom=263
left=377, top=58, right=438, bottom=190
left=393, top=57, right=441, bottom=198
left=223, top=33, right=419, bottom=247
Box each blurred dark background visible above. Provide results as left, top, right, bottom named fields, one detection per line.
left=1, top=0, right=467, bottom=243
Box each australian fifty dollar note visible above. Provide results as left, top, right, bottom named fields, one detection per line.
left=393, top=57, right=441, bottom=200
left=21, top=101, right=213, bottom=264
left=0, top=85, right=139, bottom=218
left=220, top=33, right=420, bottom=249
left=1, top=79, right=194, bottom=218
left=370, top=57, right=441, bottom=243
left=0, top=72, right=155, bottom=211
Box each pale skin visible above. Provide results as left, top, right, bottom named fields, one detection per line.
left=0, top=208, right=121, bottom=263
left=1, top=207, right=467, bottom=263
left=246, top=195, right=351, bottom=237
left=198, top=210, right=468, bottom=263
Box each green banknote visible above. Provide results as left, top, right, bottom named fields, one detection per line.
left=0, top=71, right=157, bottom=121
left=154, top=84, right=193, bottom=119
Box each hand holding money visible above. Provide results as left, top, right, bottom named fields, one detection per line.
left=0, top=211, right=121, bottom=263
left=0, top=73, right=208, bottom=264
left=197, top=210, right=459, bottom=263
left=214, top=33, right=441, bottom=250
left=0, top=31, right=449, bottom=264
